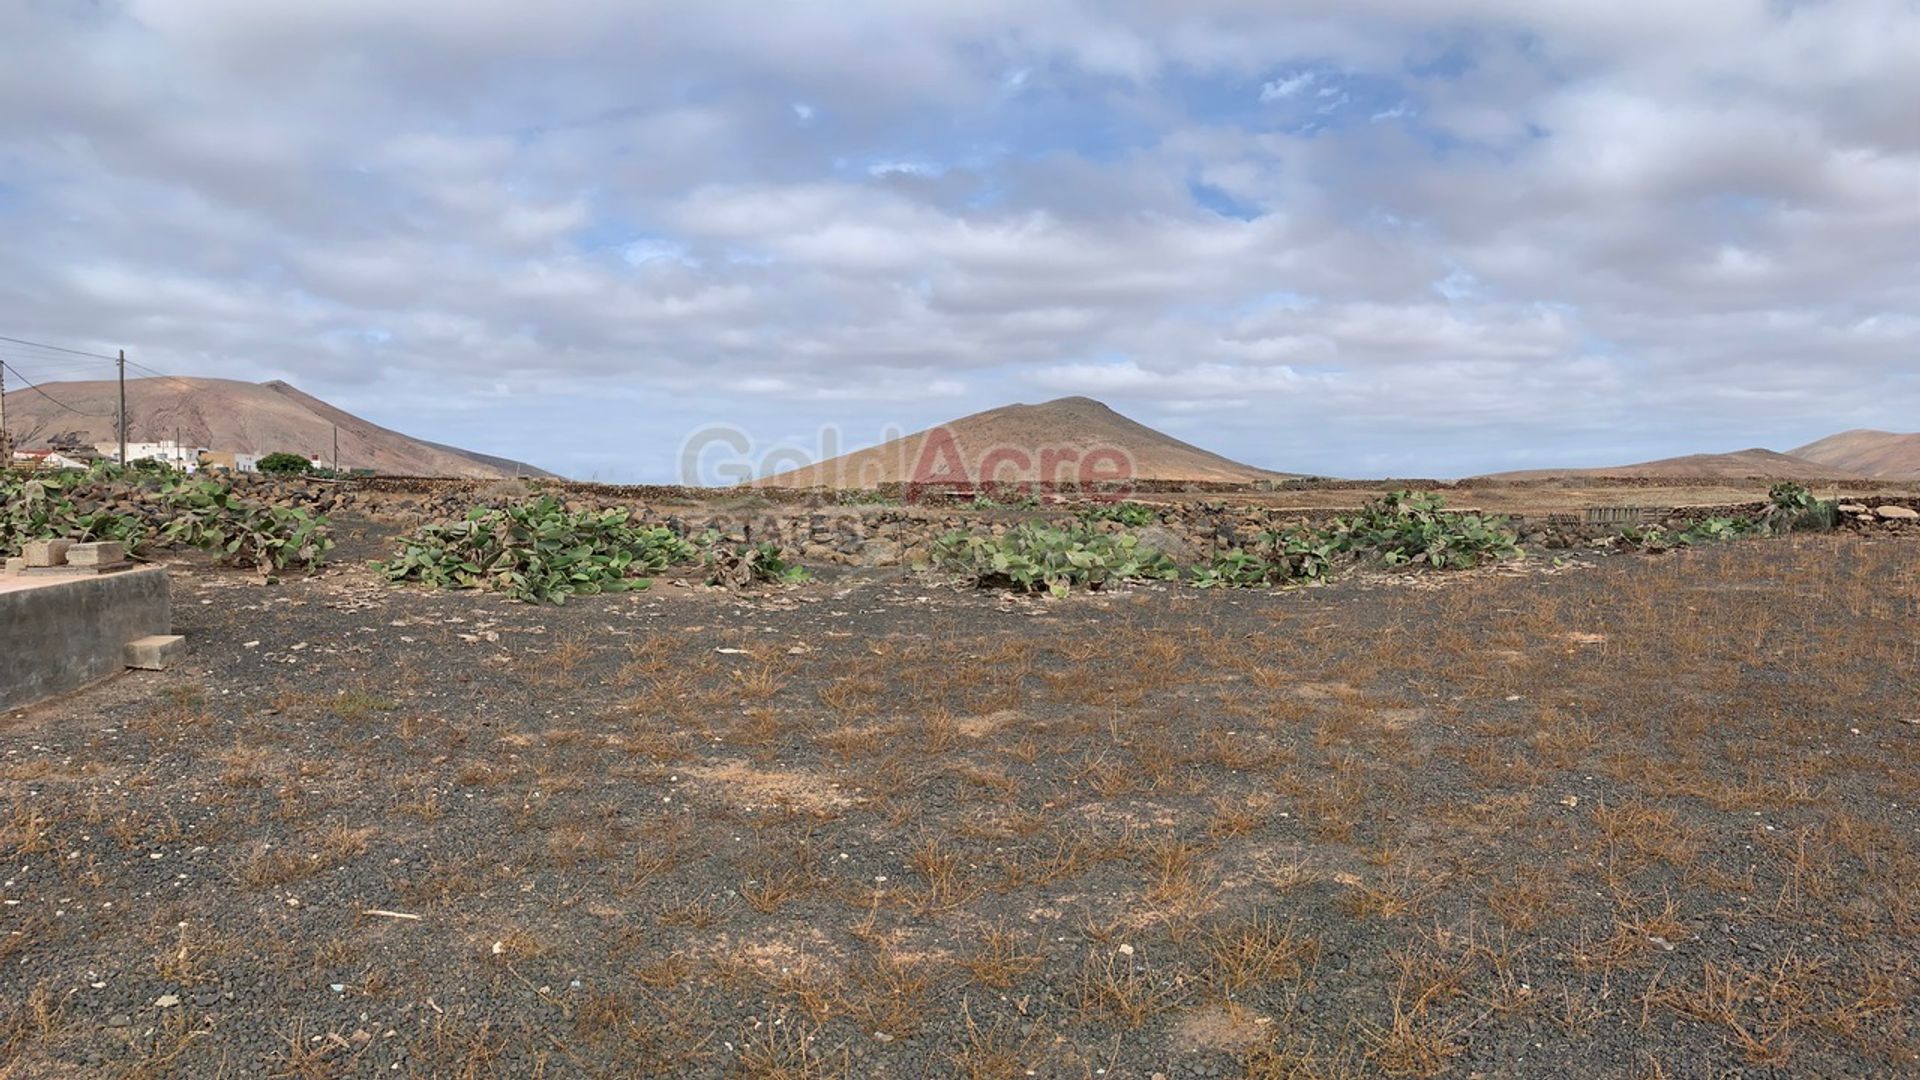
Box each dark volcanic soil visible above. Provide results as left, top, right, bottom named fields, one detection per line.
left=2, top=534, right=1916, bottom=1078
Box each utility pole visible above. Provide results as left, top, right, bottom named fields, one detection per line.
left=0, top=359, right=11, bottom=466
left=332, top=424, right=340, bottom=475
left=117, top=349, right=128, bottom=466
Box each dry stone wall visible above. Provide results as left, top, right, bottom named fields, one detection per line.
left=313, top=479, right=1920, bottom=568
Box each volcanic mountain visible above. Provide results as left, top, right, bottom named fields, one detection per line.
left=1482, top=448, right=1863, bottom=481
left=755, top=396, right=1290, bottom=488
left=1788, top=430, right=1920, bottom=480
left=4, top=376, right=550, bottom=479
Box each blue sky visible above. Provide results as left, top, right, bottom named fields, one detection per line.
left=1, top=1, right=1916, bottom=480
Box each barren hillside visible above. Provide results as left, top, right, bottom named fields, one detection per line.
left=756, top=396, right=1291, bottom=488
left=1791, top=429, right=1920, bottom=480
left=3, top=376, right=550, bottom=478
left=1482, top=448, right=1862, bottom=481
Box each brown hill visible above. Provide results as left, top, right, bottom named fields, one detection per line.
left=4, top=376, right=550, bottom=479
left=1483, top=448, right=1862, bottom=482
left=756, top=396, right=1290, bottom=488
left=1789, top=430, right=1920, bottom=480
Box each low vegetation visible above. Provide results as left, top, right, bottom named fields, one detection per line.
left=933, top=490, right=1525, bottom=596
left=1760, top=481, right=1839, bottom=534
left=1320, top=489, right=1521, bottom=568
left=1191, top=525, right=1345, bottom=588
left=1093, top=490, right=1519, bottom=591
left=932, top=487, right=1866, bottom=596
left=0, top=462, right=332, bottom=575
left=159, top=476, right=336, bottom=577
left=377, top=495, right=698, bottom=603
left=1616, top=483, right=1835, bottom=552
left=1075, top=500, right=1158, bottom=527
left=931, top=519, right=1178, bottom=596
left=969, top=488, right=1041, bottom=511
left=256, top=451, right=312, bottom=475
left=700, top=534, right=811, bottom=587
left=1, top=465, right=157, bottom=553
left=1616, top=518, right=1753, bottom=552
left=378, top=499, right=816, bottom=602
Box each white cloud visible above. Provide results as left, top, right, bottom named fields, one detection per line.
left=866, top=160, right=941, bottom=178
left=1259, top=71, right=1315, bottom=101
left=0, top=0, right=1914, bottom=478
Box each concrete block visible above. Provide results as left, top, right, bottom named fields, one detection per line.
left=4, top=556, right=22, bottom=574
left=125, top=634, right=186, bottom=671
left=21, top=562, right=133, bottom=576
left=0, top=567, right=170, bottom=711
left=23, top=539, right=73, bottom=567
left=67, top=541, right=126, bottom=566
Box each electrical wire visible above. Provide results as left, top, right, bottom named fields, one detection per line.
left=0, top=349, right=112, bottom=363
left=0, top=335, right=120, bottom=362
left=2, top=337, right=205, bottom=393
left=124, top=359, right=206, bottom=392
left=1, top=337, right=238, bottom=436
left=0, top=361, right=117, bottom=418
left=0, top=357, right=116, bottom=381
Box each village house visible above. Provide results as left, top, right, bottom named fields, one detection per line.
left=93, top=440, right=208, bottom=471
left=196, top=450, right=262, bottom=474
left=10, top=448, right=92, bottom=470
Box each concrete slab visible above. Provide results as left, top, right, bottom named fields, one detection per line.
left=20, top=562, right=136, bottom=577
left=1, top=566, right=172, bottom=712
left=125, top=635, right=187, bottom=671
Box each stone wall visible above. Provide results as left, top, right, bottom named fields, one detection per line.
left=270, top=478, right=1920, bottom=568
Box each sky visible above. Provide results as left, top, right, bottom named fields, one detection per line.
left=1, top=0, right=1916, bottom=481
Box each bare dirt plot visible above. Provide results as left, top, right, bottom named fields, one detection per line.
left=1, top=535, right=1916, bottom=1078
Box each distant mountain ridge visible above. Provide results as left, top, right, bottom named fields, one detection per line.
left=4, top=376, right=551, bottom=479
left=1482, top=448, right=1864, bottom=481
left=1789, top=430, right=1920, bottom=480
left=756, top=396, right=1291, bottom=488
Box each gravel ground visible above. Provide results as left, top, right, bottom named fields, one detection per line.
left=2, top=529, right=1916, bottom=1078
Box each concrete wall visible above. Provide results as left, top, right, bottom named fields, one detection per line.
left=0, top=567, right=170, bottom=712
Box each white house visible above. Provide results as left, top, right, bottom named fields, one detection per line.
left=93, top=440, right=208, bottom=471
left=197, top=451, right=261, bottom=474
left=12, top=449, right=91, bottom=471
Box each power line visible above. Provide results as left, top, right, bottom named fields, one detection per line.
left=0, top=349, right=114, bottom=364
left=0, top=355, right=117, bottom=379
left=0, top=361, right=117, bottom=418
left=0, top=341, right=246, bottom=451
left=0, top=334, right=122, bottom=453
left=0, top=344, right=114, bottom=359
left=124, top=358, right=198, bottom=385
left=0, top=335, right=120, bottom=362
left=0, top=339, right=214, bottom=394
left=124, top=358, right=190, bottom=383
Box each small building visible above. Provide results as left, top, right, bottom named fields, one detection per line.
left=11, top=449, right=91, bottom=471
left=197, top=451, right=261, bottom=474
left=93, top=441, right=208, bottom=472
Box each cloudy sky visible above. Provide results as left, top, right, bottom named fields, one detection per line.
left=1, top=1, right=1915, bottom=480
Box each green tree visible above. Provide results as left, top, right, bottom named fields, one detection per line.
left=257, top=452, right=312, bottom=475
